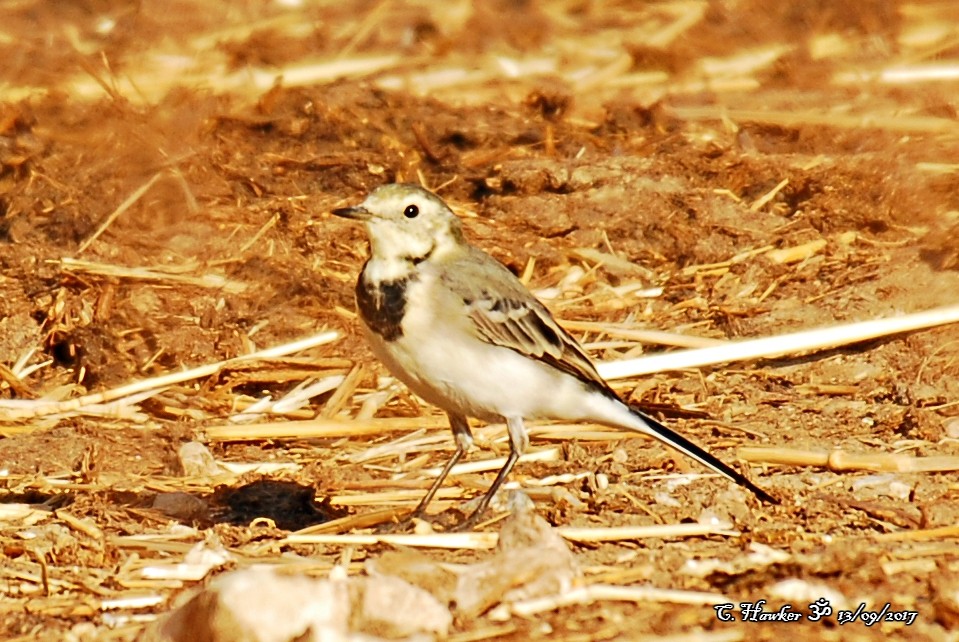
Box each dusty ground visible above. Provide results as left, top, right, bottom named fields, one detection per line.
left=2, top=1, right=959, bottom=640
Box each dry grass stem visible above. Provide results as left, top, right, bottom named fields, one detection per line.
left=876, top=525, right=959, bottom=542
left=100, top=595, right=166, bottom=610
left=238, top=212, right=280, bottom=254
left=765, top=239, right=828, bottom=264
left=205, top=415, right=446, bottom=441
left=55, top=509, right=105, bottom=541
left=348, top=429, right=441, bottom=464
left=597, top=304, right=959, bottom=380
left=284, top=519, right=735, bottom=550
left=0, top=331, right=339, bottom=421
left=504, top=584, right=729, bottom=619
left=834, top=62, right=959, bottom=85
left=739, top=447, right=959, bottom=473
left=680, top=244, right=776, bottom=277
left=50, top=55, right=405, bottom=104
left=330, top=489, right=464, bottom=506
left=293, top=508, right=405, bottom=535
left=283, top=531, right=500, bottom=550
left=571, top=247, right=655, bottom=277
left=560, top=320, right=726, bottom=349
left=76, top=173, right=164, bottom=254
left=749, top=178, right=789, bottom=212
left=668, top=105, right=959, bottom=134
left=423, top=448, right=560, bottom=477
left=557, top=522, right=737, bottom=543
left=60, top=257, right=248, bottom=294
left=229, top=375, right=347, bottom=422
left=218, top=461, right=301, bottom=475
left=318, top=365, right=365, bottom=418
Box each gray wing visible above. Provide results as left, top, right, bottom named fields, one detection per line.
left=442, top=247, right=613, bottom=395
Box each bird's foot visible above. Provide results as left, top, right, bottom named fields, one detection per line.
left=448, top=508, right=489, bottom=532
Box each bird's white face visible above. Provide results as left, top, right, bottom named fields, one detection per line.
left=334, top=184, right=464, bottom=266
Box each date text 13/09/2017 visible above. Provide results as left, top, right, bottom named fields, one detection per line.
left=714, top=599, right=918, bottom=626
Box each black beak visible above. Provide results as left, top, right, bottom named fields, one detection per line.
left=332, top=206, right=371, bottom=221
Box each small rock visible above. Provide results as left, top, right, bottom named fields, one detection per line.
left=147, top=568, right=350, bottom=642
left=146, top=566, right=449, bottom=642
left=152, top=492, right=209, bottom=522
left=453, top=501, right=580, bottom=617
left=178, top=441, right=224, bottom=477
left=352, top=575, right=452, bottom=639
left=851, top=474, right=913, bottom=500
left=370, top=502, right=580, bottom=621
left=945, top=417, right=959, bottom=439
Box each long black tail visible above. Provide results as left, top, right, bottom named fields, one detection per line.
left=628, top=405, right=779, bottom=505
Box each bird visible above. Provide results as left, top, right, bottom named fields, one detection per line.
left=332, top=183, right=777, bottom=529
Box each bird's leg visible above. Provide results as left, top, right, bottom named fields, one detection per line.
left=456, top=415, right=529, bottom=531
left=406, top=412, right=473, bottom=521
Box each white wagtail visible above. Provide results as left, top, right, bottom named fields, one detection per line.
left=333, top=183, right=777, bottom=527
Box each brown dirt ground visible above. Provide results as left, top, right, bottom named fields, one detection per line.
left=3, top=1, right=959, bottom=640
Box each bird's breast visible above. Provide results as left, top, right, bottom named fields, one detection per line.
left=355, top=266, right=417, bottom=342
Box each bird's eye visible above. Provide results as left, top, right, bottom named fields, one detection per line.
left=404, top=204, right=419, bottom=219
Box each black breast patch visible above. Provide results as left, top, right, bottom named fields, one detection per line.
left=355, top=268, right=415, bottom=342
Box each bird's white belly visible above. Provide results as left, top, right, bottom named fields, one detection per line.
left=364, top=305, right=593, bottom=423
left=383, top=333, right=591, bottom=421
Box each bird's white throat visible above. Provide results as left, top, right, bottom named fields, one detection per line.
left=363, top=255, right=419, bottom=283
left=363, top=227, right=461, bottom=283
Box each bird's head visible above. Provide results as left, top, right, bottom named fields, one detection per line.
left=333, top=183, right=465, bottom=264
